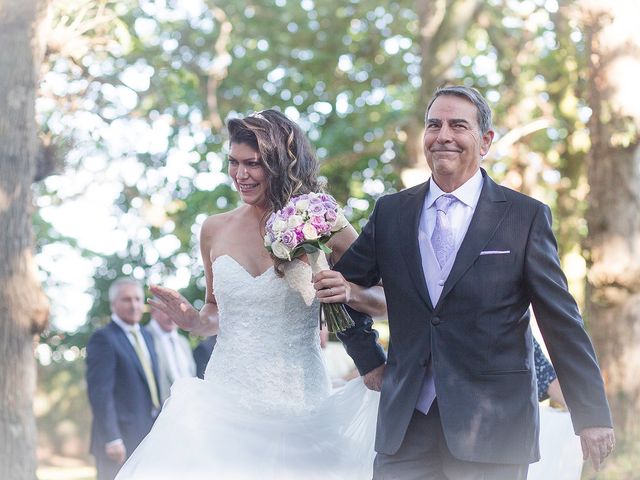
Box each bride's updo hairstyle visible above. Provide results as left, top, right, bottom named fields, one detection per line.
left=227, top=109, right=325, bottom=215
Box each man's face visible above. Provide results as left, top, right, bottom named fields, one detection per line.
left=111, top=284, right=144, bottom=325
left=423, top=95, right=494, bottom=190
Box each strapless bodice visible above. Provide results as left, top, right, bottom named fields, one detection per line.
left=203, top=255, right=330, bottom=414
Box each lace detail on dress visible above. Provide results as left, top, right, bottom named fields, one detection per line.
left=204, top=255, right=330, bottom=415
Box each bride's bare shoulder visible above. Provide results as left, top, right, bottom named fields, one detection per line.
left=200, top=207, right=247, bottom=236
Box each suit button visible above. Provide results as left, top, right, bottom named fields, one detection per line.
left=431, top=316, right=441, bottom=325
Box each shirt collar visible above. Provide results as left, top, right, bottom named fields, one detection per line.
left=426, top=169, right=483, bottom=209
left=112, top=314, right=140, bottom=334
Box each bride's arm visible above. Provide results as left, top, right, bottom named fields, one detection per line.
left=194, top=216, right=221, bottom=336
left=314, top=225, right=387, bottom=318
left=149, top=217, right=220, bottom=336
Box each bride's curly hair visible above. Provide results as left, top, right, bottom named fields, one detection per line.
left=227, top=109, right=325, bottom=216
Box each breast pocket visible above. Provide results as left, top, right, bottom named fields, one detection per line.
left=471, top=252, right=521, bottom=306
left=475, top=252, right=515, bottom=267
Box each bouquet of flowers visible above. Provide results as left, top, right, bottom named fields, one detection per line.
left=264, top=192, right=355, bottom=333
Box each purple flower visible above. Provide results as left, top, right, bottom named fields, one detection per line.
left=266, top=212, right=276, bottom=227
left=325, top=209, right=337, bottom=222
left=267, top=230, right=277, bottom=241
left=308, top=201, right=326, bottom=216
left=281, top=205, right=296, bottom=218
left=324, top=200, right=338, bottom=211
left=311, top=216, right=331, bottom=234
left=281, top=230, right=298, bottom=248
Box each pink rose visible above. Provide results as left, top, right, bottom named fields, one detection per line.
left=311, top=216, right=331, bottom=234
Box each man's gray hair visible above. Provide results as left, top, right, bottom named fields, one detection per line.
left=426, top=86, right=493, bottom=134
left=108, top=277, right=143, bottom=303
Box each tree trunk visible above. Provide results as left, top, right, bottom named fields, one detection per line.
left=581, top=0, right=640, bottom=438
left=0, top=0, right=50, bottom=477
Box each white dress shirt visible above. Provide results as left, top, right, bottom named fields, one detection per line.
left=148, top=319, right=194, bottom=381
left=418, top=169, right=483, bottom=306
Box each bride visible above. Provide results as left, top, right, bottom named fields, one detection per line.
left=114, top=109, right=386, bottom=479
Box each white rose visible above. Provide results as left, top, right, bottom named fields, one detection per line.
left=295, top=199, right=310, bottom=212
left=287, top=215, right=304, bottom=228
left=273, top=219, right=287, bottom=233
left=302, top=223, right=319, bottom=241
left=271, top=241, right=291, bottom=260
left=331, top=212, right=349, bottom=232
left=264, top=235, right=273, bottom=247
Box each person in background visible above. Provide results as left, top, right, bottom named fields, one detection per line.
left=145, top=304, right=196, bottom=402
left=534, top=337, right=566, bottom=407
left=86, top=278, right=161, bottom=480
left=193, top=335, right=217, bottom=379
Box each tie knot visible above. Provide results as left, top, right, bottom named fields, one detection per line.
left=434, top=194, right=456, bottom=213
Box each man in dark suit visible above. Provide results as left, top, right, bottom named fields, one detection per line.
left=335, top=86, right=614, bottom=479
left=193, top=335, right=217, bottom=379
left=86, top=278, right=161, bottom=480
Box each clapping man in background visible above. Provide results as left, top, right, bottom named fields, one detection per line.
left=146, top=304, right=196, bottom=402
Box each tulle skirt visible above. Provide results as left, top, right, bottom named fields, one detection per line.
left=528, top=405, right=583, bottom=480
left=115, top=376, right=380, bottom=480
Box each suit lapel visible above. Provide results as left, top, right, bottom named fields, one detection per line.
left=438, top=170, right=509, bottom=306
left=398, top=181, right=434, bottom=311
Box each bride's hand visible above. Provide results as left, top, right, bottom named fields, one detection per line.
left=148, top=284, right=200, bottom=331
left=312, top=270, right=352, bottom=304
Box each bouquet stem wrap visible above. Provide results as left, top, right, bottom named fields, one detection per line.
left=307, top=249, right=356, bottom=333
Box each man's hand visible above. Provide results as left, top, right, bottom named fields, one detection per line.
left=580, top=426, right=615, bottom=471
left=363, top=364, right=385, bottom=391
left=105, top=442, right=127, bottom=465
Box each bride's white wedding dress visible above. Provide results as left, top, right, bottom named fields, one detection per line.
left=115, top=255, right=379, bottom=480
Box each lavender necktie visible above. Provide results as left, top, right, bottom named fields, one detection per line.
left=431, top=194, right=457, bottom=269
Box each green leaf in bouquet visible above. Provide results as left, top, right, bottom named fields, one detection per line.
left=301, top=243, right=321, bottom=254
left=318, top=242, right=333, bottom=254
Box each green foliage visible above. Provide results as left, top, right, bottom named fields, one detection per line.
left=34, top=0, right=599, bottom=343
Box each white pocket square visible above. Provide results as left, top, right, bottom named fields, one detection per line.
left=479, top=250, right=511, bottom=255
